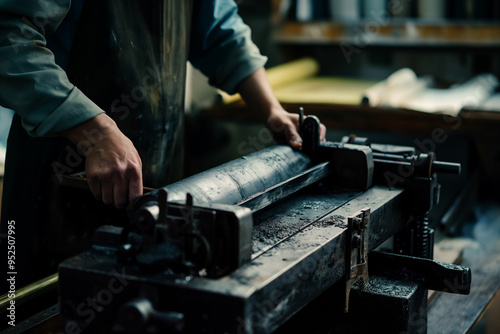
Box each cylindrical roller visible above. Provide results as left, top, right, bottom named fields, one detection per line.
left=156, top=145, right=312, bottom=206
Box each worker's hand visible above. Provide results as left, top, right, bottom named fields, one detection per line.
left=62, top=113, right=143, bottom=208
left=266, top=108, right=326, bottom=150
left=236, top=67, right=326, bottom=150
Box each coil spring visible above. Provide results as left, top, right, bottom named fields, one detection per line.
left=414, top=215, right=430, bottom=259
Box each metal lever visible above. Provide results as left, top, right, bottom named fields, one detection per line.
left=369, top=251, right=471, bottom=295
left=119, top=298, right=185, bottom=333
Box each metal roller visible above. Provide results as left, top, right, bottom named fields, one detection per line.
left=154, top=145, right=312, bottom=207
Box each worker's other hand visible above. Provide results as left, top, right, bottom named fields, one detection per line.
left=267, top=108, right=326, bottom=150
left=62, top=113, right=143, bottom=208
left=236, top=67, right=326, bottom=150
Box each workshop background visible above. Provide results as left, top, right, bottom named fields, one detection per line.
left=184, top=0, right=500, bottom=241
left=0, top=0, right=499, bottom=332
left=183, top=0, right=500, bottom=333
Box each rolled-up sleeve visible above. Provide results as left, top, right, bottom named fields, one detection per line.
left=0, top=0, right=104, bottom=137
left=188, top=0, right=267, bottom=95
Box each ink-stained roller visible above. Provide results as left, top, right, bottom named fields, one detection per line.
left=152, top=145, right=312, bottom=207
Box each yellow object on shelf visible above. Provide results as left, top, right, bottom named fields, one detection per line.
left=218, top=57, right=320, bottom=105
left=266, top=57, right=320, bottom=88
left=218, top=57, right=376, bottom=106
left=274, top=77, right=377, bottom=105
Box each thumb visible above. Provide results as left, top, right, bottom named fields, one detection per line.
left=284, top=122, right=303, bottom=149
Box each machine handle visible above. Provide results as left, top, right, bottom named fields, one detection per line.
left=432, top=161, right=461, bottom=175
left=119, top=298, right=185, bottom=333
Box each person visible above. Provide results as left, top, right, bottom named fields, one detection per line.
left=0, top=0, right=326, bottom=290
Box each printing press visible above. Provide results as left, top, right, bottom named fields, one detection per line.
left=54, top=113, right=470, bottom=334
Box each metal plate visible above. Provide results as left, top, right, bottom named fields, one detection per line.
left=252, top=186, right=359, bottom=255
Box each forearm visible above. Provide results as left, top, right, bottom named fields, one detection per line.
left=236, top=67, right=326, bottom=148
left=236, top=67, right=305, bottom=148
left=236, top=67, right=283, bottom=118
left=60, top=113, right=114, bottom=153
left=1, top=1, right=142, bottom=208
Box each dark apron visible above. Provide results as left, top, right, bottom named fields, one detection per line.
left=1, top=0, right=192, bottom=290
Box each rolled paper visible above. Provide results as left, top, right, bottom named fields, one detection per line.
left=329, top=0, right=361, bottom=22
left=418, top=0, right=446, bottom=19
left=363, top=0, right=387, bottom=19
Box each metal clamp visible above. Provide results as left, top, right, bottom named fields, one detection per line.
left=298, top=107, right=321, bottom=158
left=345, top=208, right=370, bottom=313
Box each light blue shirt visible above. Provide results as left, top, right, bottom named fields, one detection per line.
left=0, top=0, right=267, bottom=137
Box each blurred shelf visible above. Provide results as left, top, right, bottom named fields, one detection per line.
left=208, top=102, right=500, bottom=183
left=273, top=20, right=500, bottom=47
left=209, top=101, right=500, bottom=136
